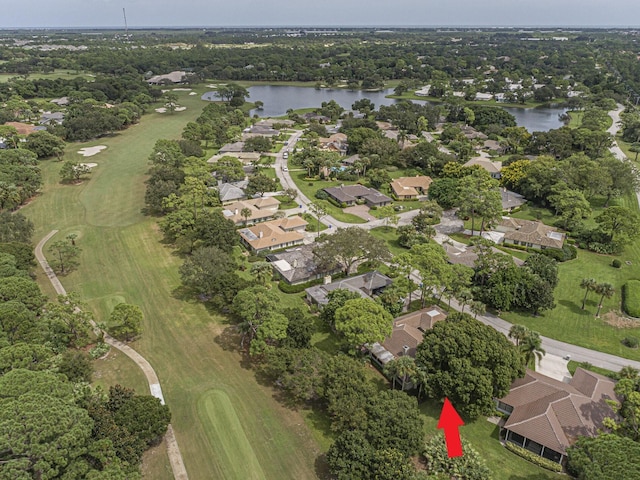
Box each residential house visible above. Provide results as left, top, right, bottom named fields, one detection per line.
left=501, top=189, right=527, bottom=212
left=483, top=139, right=506, bottom=154
left=475, top=92, right=494, bottom=101
left=390, top=176, right=433, bottom=200
left=222, top=197, right=280, bottom=225
left=147, top=71, right=188, bottom=85
left=218, top=142, right=245, bottom=154
left=217, top=180, right=248, bottom=204
left=239, top=217, right=308, bottom=253
left=460, top=125, right=489, bottom=141
left=318, top=133, right=348, bottom=156
left=266, top=244, right=337, bottom=285
left=443, top=242, right=524, bottom=268
left=245, top=124, right=280, bottom=137
left=39, top=112, right=65, bottom=125
left=3, top=122, right=40, bottom=135
left=497, top=368, right=619, bottom=465
left=497, top=217, right=565, bottom=250
left=305, top=271, right=392, bottom=306
left=323, top=185, right=392, bottom=207
left=50, top=96, right=69, bottom=106
left=463, top=157, right=502, bottom=179
left=369, top=306, right=448, bottom=367
left=208, top=151, right=262, bottom=165
left=301, top=112, right=330, bottom=123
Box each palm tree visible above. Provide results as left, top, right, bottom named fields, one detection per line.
left=240, top=207, right=252, bottom=226
left=595, top=282, right=615, bottom=318
left=469, top=301, right=486, bottom=319
left=520, top=331, right=546, bottom=369
left=509, top=324, right=530, bottom=346
left=394, top=356, right=417, bottom=391
left=580, top=278, right=598, bottom=310
left=618, top=366, right=639, bottom=380
left=383, top=359, right=400, bottom=390
left=410, top=366, right=429, bottom=402
left=250, top=262, right=273, bottom=287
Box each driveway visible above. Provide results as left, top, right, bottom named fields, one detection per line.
left=344, top=205, right=376, bottom=222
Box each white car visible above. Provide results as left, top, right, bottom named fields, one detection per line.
left=282, top=166, right=288, bottom=172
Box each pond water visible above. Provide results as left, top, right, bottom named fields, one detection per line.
left=217, top=85, right=566, bottom=132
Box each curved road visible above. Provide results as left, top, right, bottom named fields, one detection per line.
left=35, top=230, right=189, bottom=480
left=275, top=121, right=640, bottom=373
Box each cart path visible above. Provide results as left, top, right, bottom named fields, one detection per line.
left=35, top=230, right=189, bottom=480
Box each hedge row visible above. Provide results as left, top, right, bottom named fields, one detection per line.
left=504, top=441, right=563, bottom=473
left=622, top=280, right=640, bottom=318
left=278, top=277, right=323, bottom=294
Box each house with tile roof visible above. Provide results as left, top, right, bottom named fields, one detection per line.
left=304, top=271, right=392, bottom=306
left=323, top=185, right=392, bottom=207
left=222, top=197, right=280, bottom=225
left=463, top=157, right=503, bottom=179
left=390, top=176, right=433, bottom=200
left=239, top=217, right=308, bottom=253
left=217, top=181, right=248, bottom=204
left=496, top=217, right=565, bottom=250
left=497, top=368, right=619, bottom=464
left=147, top=71, right=188, bottom=84
left=266, top=244, right=338, bottom=285
left=369, top=306, right=448, bottom=369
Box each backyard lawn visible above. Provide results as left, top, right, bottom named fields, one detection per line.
left=21, top=90, right=321, bottom=479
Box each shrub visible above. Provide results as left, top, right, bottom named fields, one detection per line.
left=622, top=336, right=639, bottom=349
left=612, top=259, right=622, bottom=268
left=314, top=189, right=328, bottom=200
left=89, top=342, right=111, bottom=359
left=622, top=280, right=640, bottom=318
left=278, top=278, right=323, bottom=294
left=504, top=442, right=563, bottom=473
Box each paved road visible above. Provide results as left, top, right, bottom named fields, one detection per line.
left=35, top=231, right=189, bottom=480
left=277, top=126, right=640, bottom=373
left=608, top=104, right=640, bottom=208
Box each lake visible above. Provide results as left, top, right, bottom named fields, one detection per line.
left=223, top=85, right=566, bottom=132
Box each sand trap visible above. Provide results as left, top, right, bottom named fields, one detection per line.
left=80, top=162, right=98, bottom=169
left=155, top=107, right=167, bottom=113
left=189, top=92, right=197, bottom=95
left=175, top=106, right=187, bottom=111
left=172, top=88, right=192, bottom=91
left=77, top=146, right=107, bottom=157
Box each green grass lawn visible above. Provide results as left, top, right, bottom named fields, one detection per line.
left=0, top=69, right=95, bottom=83
left=22, top=90, right=321, bottom=479
left=369, top=226, right=407, bottom=257
left=419, top=401, right=558, bottom=479
left=567, top=111, right=584, bottom=128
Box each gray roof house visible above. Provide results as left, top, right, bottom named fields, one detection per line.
left=305, top=271, right=392, bottom=306
left=266, top=244, right=337, bottom=285
left=147, top=71, right=188, bottom=85
left=218, top=142, right=245, bottom=154
left=323, top=185, right=392, bottom=207
left=39, top=112, right=65, bottom=125
left=217, top=180, right=248, bottom=204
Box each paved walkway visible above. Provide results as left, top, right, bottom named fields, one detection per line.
left=35, top=230, right=189, bottom=480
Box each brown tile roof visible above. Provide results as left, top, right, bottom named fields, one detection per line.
left=378, top=306, right=447, bottom=360
left=239, top=218, right=307, bottom=251
left=390, top=176, right=433, bottom=197
left=4, top=121, right=37, bottom=135
left=222, top=197, right=280, bottom=224
left=501, top=368, right=618, bottom=455
left=499, top=217, right=566, bottom=249
left=463, top=157, right=502, bottom=174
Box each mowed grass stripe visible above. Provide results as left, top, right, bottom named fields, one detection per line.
left=197, top=390, right=267, bottom=480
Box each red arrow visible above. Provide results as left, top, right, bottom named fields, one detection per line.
left=437, top=398, right=465, bottom=458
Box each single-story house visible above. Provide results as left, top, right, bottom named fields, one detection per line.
left=415, top=85, right=431, bottom=96
left=222, top=197, right=280, bottom=225
left=498, top=368, right=619, bottom=465
left=50, top=96, right=69, bottom=106
left=501, top=189, right=526, bottom=212
left=39, top=112, right=65, bottom=125
left=369, top=306, right=448, bottom=367
left=218, top=142, right=245, bottom=154
left=497, top=217, right=565, bottom=250
left=301, top=113, right=330, bottom=123
left=266, top=244, right=338, bottom=285
left=147, top=71, right=188, bottom=85
left=217, top=180, right=248, bottom=204
left=239, top=217, right=308, bottom=253
left=246, top=125, right=280, bottom=137
left=443, top=242, right=525, bottom=268
left=318, top=133, right=348, bottom=156
left=463, top=157, right=502, bottom=179
left=3, top=121, right=40, bottom=135
left=460, top=125, right=489, bottom=141
left=342, top=154, right=360, bottom=166
left=483, top=139, right=506, bottom=154
left=305, top=271, right=392, bottom=306
left=323, top=185, right=392, bottom=207
left=208, top=152, right=262, bottom=165
left=390, top=176, right=433, bottom=200
left=475, top=92, right=494, bottom=101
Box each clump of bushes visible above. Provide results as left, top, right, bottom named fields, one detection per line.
left=612, top=259, right=622, bottom=268
left=622, top=280, right=640, bottom=318
left=504, top=442, right=563, bottom=473
left=622, top=336, right=639, bottom=349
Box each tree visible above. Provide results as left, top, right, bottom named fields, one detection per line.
left=249, top=261, right=273, bottom=286
left=409, top=242, right=451, bottom=308
left=108, top=303, right=143, bottom=342
left=520, top=330, right=546, bottom=368
left=43, top=293, right=94, bottom=351
left=326, top=430, right=374, bottom=480
left=384, top=355, right=417, bottom=391
left=524, top=253, right=559, bottom=289
left=366, top=168, right=391, bottom=189
left=283, top=187, right=297, bottom=202
left=313, top=227, right=391, bottom=275
left=244, top=136, right=272, bottom=153
left=163, top=91, right=179, bottom=113
left=240, top=207, right=252, bottom=226
left=308, top=201, right=327, bottom=234
left=0, top=276, right=46, bottom=312
left=415, top=316, right=524, bottom=419
left=377, top=205, right=397, bottom=227
left=321, top=289, right=361, bottom=329
left=24, top=130, right=65, bottom=159
left=0, top=300, right=40, bottom=344
left=113, top=394, right=171, bottom=447
left=0, top=343, right=53, bottom=374
left=0, top=212, right=34, bottom=243
left=179, top=246, right=241, bottom=303
left=334, top=298, right=392, bottom=352
left=580, top=278, right=598, bottom=310
left=246, top=173, right=278, bottom=197
left=281, top=307, right=315, bottom=349
left=595, top=282, right=615, bottom=318
left=58, top=349, right=93, bottom=383
left=48, top=239, right=81, bottom=274
left=508, top=324, right=529, bottom=346
left=232, top=285, right=279, bottom=347
left=422, top=433, right=491, bottom=480
left=548, top=183, right=592, bottom=230
left=604, top=378, right=640, bottom=441
left=595, top=206, right=640, bottom=246
left=567, top=434, right=640, bottom=480
left=196, top=210, right=239, bottom=253
left=60, top=159, right=91, bottom=183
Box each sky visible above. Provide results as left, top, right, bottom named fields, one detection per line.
left=4, top=0, right=640, bottom=29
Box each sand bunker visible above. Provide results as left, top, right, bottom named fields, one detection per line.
left=175, top=106, right=187, bottom=111
left=80, top=162, right=98, bottom=169
left=77, top=146, right=107, bottom=157
left=155, top=107, right=167, bottom=113
left=189, top=92, right=197, bottom=95
left=172, top=88, right=192, bottom=91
